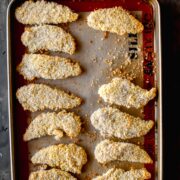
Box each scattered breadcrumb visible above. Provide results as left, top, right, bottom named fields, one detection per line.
left=97, top=98, right=102, bottom=104
left=91, top=57, right=98, bottom=63
left=91, top=79, right=99, bottom=87
left=85, top=172, right=100, bottom=180
left=15, top=1, right=78, bottom=25
left=104, top=59, right=113, bottom=66
left=111, top=67, right=136, bottom=81
left=85, top=131, right=97, bottom=143
left=108, top=58, right=139, bottom=81
left=104, top=32, right=109, bottom=39
left=36, top=165, right=48, bottom=171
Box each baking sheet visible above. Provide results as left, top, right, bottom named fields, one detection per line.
left=7, top=0, right=162, bottom=179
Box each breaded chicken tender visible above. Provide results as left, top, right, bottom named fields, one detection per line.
left=98, top=78, right=156, bottom=109
left=91, top=107, right=154, bottom=139
left=93, top=168, right=151, bottom=180
left=17, top=54, right=82, bottom=80
left=95, top=140, right=152, bottom=164
left=24, top=111, right=81, bottom=141
left=29, top=169, right=77, bottom=180
left=15, top=0, right=78, bottom=25
left=16, top=84, right=81, bottom=112
left=87, top=7, right=144, bottom=35
left=21, top=25, right=76, bottom=54
left=31, top=144, right=87, bottom=174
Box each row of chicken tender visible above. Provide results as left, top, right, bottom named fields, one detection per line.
left=15, top=1, right=154, bottom=179
left=20, top=78, right=155, bottom=180
left=15, top=1, right=85, bottom=179
left=15, top=77, right=156, bottom=179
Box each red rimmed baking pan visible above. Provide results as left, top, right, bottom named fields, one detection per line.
left=7, top=0, right=162, bottom=179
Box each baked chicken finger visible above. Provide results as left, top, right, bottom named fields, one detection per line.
left=31, top=144, right=87, bottom=174
left=21, top=25, right=76, bottom=54
left=93, top=168, right=151, bottom=180
left=98, top=78, right=156, bottom=109
left=95, top=139, right=152, bottom=164
left=24, top=111, right=81, bottom=141
left=91, top=107, right=154, bottom=139
left=87, top=7, right=144, bottom=35
left=16, top=84, right=82, bottom=112
left=17, top=54, right=82, bottom=80
left=29, top=169, right=77, bottom=180
left=15, top=1, right=78, bottom=25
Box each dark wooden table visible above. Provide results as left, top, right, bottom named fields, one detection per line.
left=0, top=0, right=180, bottom=179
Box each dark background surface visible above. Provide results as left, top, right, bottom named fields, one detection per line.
left=0, top=0, right=180, bottom=179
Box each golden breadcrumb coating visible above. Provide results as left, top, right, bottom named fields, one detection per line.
left=15, top=0, right=78, bottom=25
left=21, top=25, right=76, bottom=54
left=95, top=139, right=152, bottom=164
left=98, top=78, right=156, bottom=109
left=91, top=107, right=154, bottom=139
left=87, top=7, right=144, bottom=35
left=29, top=169, right=77, bottom=180
left=16, top=84, right=82, bottom=112
left=93, top=168, right=151, bottom=180
left=17, top=54, right=82, bottom=80
left=31, top=144, right=87, bottom=174
left=24, top=111, right=81, bottom=141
